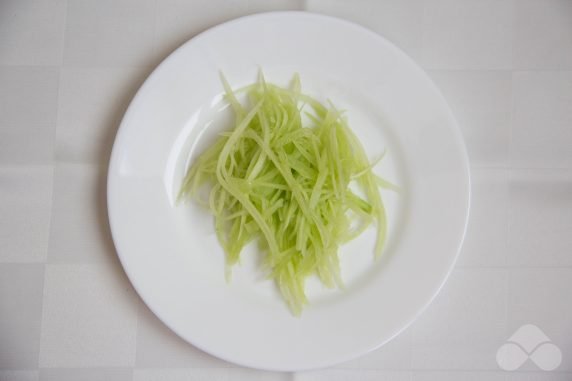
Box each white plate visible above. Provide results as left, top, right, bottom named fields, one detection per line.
left=108, top=12, right=470, bottom=371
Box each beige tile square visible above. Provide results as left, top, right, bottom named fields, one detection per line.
left=511, top=71, right=572, bottom=168
left=514, top=0, right=572, bottom=69
left=63, top=0, right=156, bottom=67
left=422, top=0, right=514, bottom=69
left=0, top=0, right=66, bottom=65
left=39, top=263, right=138, bottom=367
left=0, top=265, right=44, bottom=368
left=0, top=166, right=53, bottom=263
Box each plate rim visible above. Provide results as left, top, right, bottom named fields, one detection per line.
left=107, top=10, right=471, bottom=371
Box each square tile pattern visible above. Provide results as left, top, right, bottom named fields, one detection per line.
left=0, top=67, right=59, bottom=164
left=133, top=369, right=292, bottom=381
left=1, top=0, right=571, bottom=379
left=508, top=169, right=572, bottom=266
left=0, top=0, right=66, bottom=66
left=412, top=372, right=506, bottom=381
left=514, top=0, right=572, bottom=70
left=0, top=265, right=44, bottom=369
left=0, top=166, right=53, bottom=263
left=507, top=268, right=572, bottom=371
left=0, top=372, right=39, bottom=381
left=421, top=0, right=514, bottom=69
left=63, top=0, right=156, bottom=67
left=39, top=369, right=133, bottom=381
left=39, top=263, right=139, bottom=367
left=294, top=370, right=411, bottom=381
left=511, top=71, right=572, bottom=168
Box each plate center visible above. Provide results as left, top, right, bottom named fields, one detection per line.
left=165, top=73, right=407, bottom=309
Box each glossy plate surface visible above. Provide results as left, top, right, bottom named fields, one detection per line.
left=108, top=12, right=470, bottom=371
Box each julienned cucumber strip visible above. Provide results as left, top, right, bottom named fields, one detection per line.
left=179, top=72, right=395, bottom=315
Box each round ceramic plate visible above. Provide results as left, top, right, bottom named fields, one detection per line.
left=108, top=12, right=470, bottom=371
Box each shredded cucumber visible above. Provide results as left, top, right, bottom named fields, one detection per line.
left=179, top=73, right=393, bottom=315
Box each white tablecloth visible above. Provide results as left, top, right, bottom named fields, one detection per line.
left=1, top=1, right=571, bottom=380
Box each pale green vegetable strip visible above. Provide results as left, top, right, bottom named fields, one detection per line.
left=179, top=74, right=394, bottom=315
